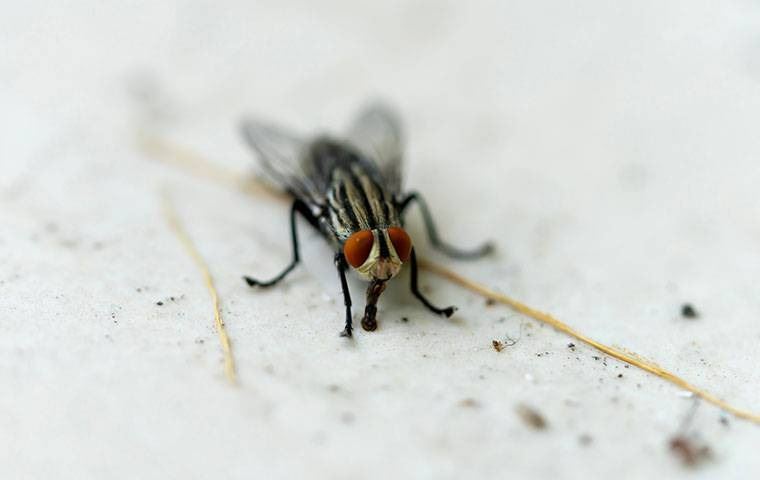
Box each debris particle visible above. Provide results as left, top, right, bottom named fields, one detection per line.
left=485, top=298, right=496, bottom=307
left=515, top=404, right=547, bottom=430
left=458, top=398, right=480, bottom=408
left=156, top=301, right=164, bottom=306
left=719, top=416, right=729, bottom=427
left=617, top=374, right=623, bottom=378
left=681, top=304, right=699, bottom=319
left=492, top=340, right=504, bottom=352
left=567, top=342, right=576, bottom=351
left=401, top=317, right=409, bottom=323
left=340, top=412, right=356, bottom=424
left=669, top=435, right=713, bottom=468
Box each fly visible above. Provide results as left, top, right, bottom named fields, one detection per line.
left=240, top=103, right=492, bottom=337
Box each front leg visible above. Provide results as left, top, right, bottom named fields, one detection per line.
left=334, top=252, right=354, bottom=338
left=397, top=192, right=493, bottom=259
left=243, top=199, right=315, bottom=287
left=409, top=248, right=456, bottom=317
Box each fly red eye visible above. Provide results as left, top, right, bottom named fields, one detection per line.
left=343, top=230, right=374, bottom=268
left=387, top=227, right=412, bottom=262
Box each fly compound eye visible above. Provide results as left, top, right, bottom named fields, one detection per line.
left=343, top=230, right=375, bottom=268
left=387, top=227, right=412, bottom=262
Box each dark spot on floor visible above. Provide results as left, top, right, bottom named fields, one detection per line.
left=516, top=404, right=547, bottom=430
left=458, top=398, right=480, bottom=408
left=681, top=304, right=699, bottom=319
left=669, top=435, right=713, bottom=468
left=340, top=412, right=355, bottom=424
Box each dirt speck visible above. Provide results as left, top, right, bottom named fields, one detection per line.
left=156, top=301, right=164, bottom=306
left=458, top=398, right=480, bottom=408
left=492, top=340, right=504, bottom=352
left=669, top=435, right=712, bottom=468
left=681, top=304, right=699, bottom=319
left=485, top=298, right=496, bottom=307
left=516, top=404, right=547, bottom=430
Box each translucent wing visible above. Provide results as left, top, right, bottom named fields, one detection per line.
left=345, top=102, right=404, bottom=195
left=239, top=118, right=325, bottom=205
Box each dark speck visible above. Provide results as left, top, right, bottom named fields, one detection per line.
left=681, top=304, right=699, bottom=319
left=458, top=398, right=480, bottom=408
left=516, top=404, right=547, bottom=430
left=156, top=301, right=164, bottom=306
left=669, top=435, right=712, bottom=467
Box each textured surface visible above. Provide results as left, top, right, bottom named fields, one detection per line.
left=2, top=1, right=760, bottom=478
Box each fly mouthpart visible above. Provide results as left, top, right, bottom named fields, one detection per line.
left=361, top=279, right=387, bottom=331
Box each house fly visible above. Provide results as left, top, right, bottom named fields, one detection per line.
left=241, top=103, right=492, bottom=337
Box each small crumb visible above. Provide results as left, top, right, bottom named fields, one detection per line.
left=567, top=342, right=576, bottom=351
left=458, top=398, right=480, bottom=408
left=156, top=301, right=164, bottom=306
left=194, top=338, right=205, bottom=345
left=401, top=317, right=409, bottom=323
left=578, top=434, right=593, bottom=446
left=515, top=404, right=547, bottom=430
left=492, top=340, right=504, bottom=352
left=669, top=435, right=712, bottom=468
left=719, top=416, right=729, bottom=427
left=681, top=303, right=699, bottom=319
left=592, top=356, right=601, bottom=361
left=485, top=298, right=496, bottom=307
left=617, top=374, right=623, bottom=378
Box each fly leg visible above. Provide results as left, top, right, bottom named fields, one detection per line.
left=334, top=253, right=354, bottom=337
left=397, top=192, right=493, bottom=259
left=243, top=199, right=317, bottom=287
left=409, top=248, right=456, bottom=317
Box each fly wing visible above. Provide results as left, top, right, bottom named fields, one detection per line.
left=240, top=118, right=325, bottom=205
left=345, top=103, right=404, bottom=196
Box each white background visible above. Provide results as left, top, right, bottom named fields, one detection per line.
left=2, top=1, right=760, bottom=478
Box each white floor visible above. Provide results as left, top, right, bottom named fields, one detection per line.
left=2, top=1, right=760, bottom=478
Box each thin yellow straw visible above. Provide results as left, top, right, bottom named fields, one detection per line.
left=141, top=134, right=760, bottom=423
left=162, top=191, right=238, bottom=385
left=420, top=259, right=760, bottom=423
